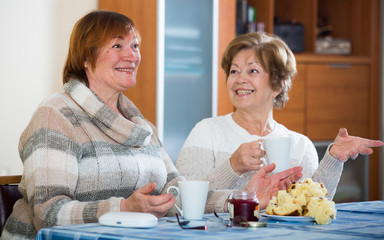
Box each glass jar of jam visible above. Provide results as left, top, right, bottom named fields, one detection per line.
left=228, top=190, right=259, bottom=227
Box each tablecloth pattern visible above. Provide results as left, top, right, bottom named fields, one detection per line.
left=36, top=201, right=384, bottom=240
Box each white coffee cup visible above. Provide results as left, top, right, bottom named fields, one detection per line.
left=167, top=181, right=209, bottom=220
left=263, top=137, right=292, bottom=173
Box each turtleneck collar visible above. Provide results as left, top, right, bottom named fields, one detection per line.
left=64, top=79, right=153, bottom=147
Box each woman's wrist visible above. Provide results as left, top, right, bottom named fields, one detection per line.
left=120, top=198, right=130, bottom=212
left=229, top=157, right=242, bottom=176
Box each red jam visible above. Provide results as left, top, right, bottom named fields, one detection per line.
left=228, top=191, right=259, bottom=226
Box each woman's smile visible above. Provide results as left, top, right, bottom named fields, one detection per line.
left=116, top=67, right=135, bottom=72
left=235, top=89, right=255, bottom=96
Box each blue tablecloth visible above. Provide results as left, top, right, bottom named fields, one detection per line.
left=36, top=201, right=384, bottom=240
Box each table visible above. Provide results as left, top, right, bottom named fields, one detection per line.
left=36, top=201, right=384, bottom=240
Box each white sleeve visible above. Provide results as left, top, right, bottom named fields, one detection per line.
left=176, top=120, right=241, bottom=189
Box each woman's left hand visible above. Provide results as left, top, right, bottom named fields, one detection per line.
left=245, top=164, right=303, bottom=209
left=330, top=128, right=384, bottom=162
left=120, top=182, right=175, bottom=218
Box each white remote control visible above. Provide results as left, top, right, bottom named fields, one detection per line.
left=99, top=212, right=158, bottom=228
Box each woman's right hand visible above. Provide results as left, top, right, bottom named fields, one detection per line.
left=230, top=140, right=266, bottom=175
left=120, top=182, right=175, bottom=218
left=245, top=164, right=303, bottom=209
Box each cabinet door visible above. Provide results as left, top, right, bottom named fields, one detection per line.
left=306, top=63, right=370, bottom=140
left=99, top=0, right=157, bottom=124
left=274, top=64, right=306, bottom=134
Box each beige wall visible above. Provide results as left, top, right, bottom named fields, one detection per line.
left=0, top=0, right=97, bottom=175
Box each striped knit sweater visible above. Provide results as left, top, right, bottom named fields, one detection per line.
left=1, top=80, right=230, bottom=240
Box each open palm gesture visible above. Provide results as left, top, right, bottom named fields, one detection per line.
left=245, top=164, right=303, bottom=209
left=330, top=128, right=383, bottom=162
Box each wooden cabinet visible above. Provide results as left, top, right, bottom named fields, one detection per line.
left=248, top=0, right=375, bottom=56
left=306, top=63, right=370, bottom=140
left=275, top=60, right=372, bottom=140
left=274, top=64, right=306, bottom=134
left=248, top=0, right=380, bottom=200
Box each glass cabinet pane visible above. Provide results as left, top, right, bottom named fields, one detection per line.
left=163, top=0, right=216, bottom=162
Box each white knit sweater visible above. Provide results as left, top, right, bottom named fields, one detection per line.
left=176, top=113, right=343, bottom=200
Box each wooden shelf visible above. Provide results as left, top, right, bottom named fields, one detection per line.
left=246, top=0, right=375, bottom=57
left=295, top=54, right=371, bottom=64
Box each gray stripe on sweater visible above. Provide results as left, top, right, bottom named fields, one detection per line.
left=60, top=107, right=87, bottom=127
left=123, top=125, right=151, bottom=146
left=21, top=128, right=162, bottom=162
left=93, top=104, right=117, bottom=127
left=61, top=105, right=153, bottom=148
left=80, top=141, right=161, bottom=158
left=83, top=202, right=99, bottom=223
left=2, top=216, right=36, bottom=238
left=34, top=185, right=134, bottom=203
left=20, top=128, right=81, bottom=161
left=43, top=198, right=69, bottom=227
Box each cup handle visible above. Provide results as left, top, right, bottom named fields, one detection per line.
left=166, top=186, right=183, bottom=217
left=259, top=141, right=267, bottom=166
left=259, top=141, right=265, bottom=150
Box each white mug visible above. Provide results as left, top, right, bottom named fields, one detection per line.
left=167, top=181, right=209, bottom=220
left=263, top=137, right=292, bottom=173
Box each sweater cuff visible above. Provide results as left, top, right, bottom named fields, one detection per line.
left=111, top=197, right=123, bottom=212
left=322, top=144, right=344, bottom=169
left=314, top=143, right=344, bottom=200
left=205, top=190, right=233, bottom=213
left=212, top=160, right=242, bottom=189
left=97, top=197, right=123, bottom=217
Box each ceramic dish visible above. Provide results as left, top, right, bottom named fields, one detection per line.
left=261, top=213, right=315, bottom=222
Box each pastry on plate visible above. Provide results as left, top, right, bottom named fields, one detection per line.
left=265, top=178, right=336, bottom=224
